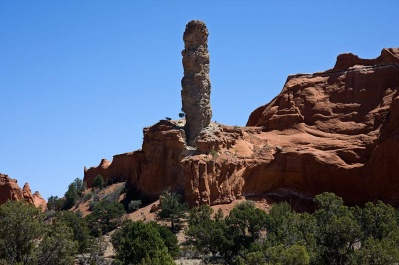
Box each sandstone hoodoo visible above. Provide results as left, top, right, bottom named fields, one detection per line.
left=84, top=23, right=399, bottom=207
left=181, top=20, right=212, bottom=146
left=0, top=173, right=39, bottom=205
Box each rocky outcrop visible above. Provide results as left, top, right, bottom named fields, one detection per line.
left=0, top=174, right=24, bottom=204
left=181, top=20, right=212, bottom=145
left=22, top=183, right=34, bottom=204
left=85, top=47, right=399, bottom=206
left=246, top=48, right=399, bottom=204
left=0, top=174, right=40, bottom=205
left=84, top=120, right=187, bottom=198
left=32, top=191, right=47, bottom=209
left=84, top=159, right=112, bottom=187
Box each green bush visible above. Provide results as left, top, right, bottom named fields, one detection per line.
left=47, top=195, right=64, bottom=211
left=0, top=200, right=44, bottom=264
left=157, top=191, right=188, bottom=231
left=266, top=244, right=309, bottom=265
left=112, top=221, right=175, bottom=265
left=89, top=193, right=100, bottom=211
left=86, top=200, right=125, bottom=237
left=35, top=221, right=77, bottom=265
left=103, top=185, right=124, bottom=203
left=72, top=178, right=85, bottom=196
left=62, top=183, right=79, bottom=210
left=92, top=175, right=105, bottom=190
left=128, top=200, right=142, bottom=212
left=56, top=211, right=91, bottom=253
left=0, top=200, right=78, bottom=265
left=148, top=222, right=179, bottom=258
left=82, top=191, right=92, bottom=202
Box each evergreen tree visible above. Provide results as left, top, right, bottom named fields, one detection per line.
left=63, top=183, right=79, bottom=210
left=56, top=211, right=91, bottom=253
left=157, top=191, right=188, bottom=231
left=112, top=221, right=175, bottom=265
left=0, top=200, right=44, bottom=265
left=85, top=200, right=125, bottom=236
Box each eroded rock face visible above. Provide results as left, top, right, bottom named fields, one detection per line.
left=85, top=48, right=399, bottom=206
left=0, top=174, right=38, bottom=205
left=181, top=20, right=212, bottom=145
left=22, top=183, right=34, bottom=204
left=32, top=191, right=47, bottom=209
left=246, top=48, right=399, bottom=204
left=84, top=120, right=187, bottom=199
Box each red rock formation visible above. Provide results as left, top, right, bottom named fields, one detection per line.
left=84, top=159, right=112, bottom=187
left=84, top=48, right=399, bottom=206
left=246, top=47, right=399, bottom=204
left=84, top=120, right=186, bottom=199
left=32, top=191, right=47, bottom=209
left=22, top=183, right=34, bottom=204
left=0, top=174, right=24, bottom=204
left=0, top=174, right=41, bottom=206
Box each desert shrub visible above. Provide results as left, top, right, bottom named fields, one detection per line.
left=138, top=247, right=175, bottom=265
left=92, top=175, right=105, bottom=190
left=72, top=178, right=86, bottom=196
left=47, top=195, right=64, bottom=211
left=35, top=221, right=77, bottom=265
left=0, top=200, right=78, bottom=265
left=0, top=200, right=44, bottom=264
left=186, top=205, right=230, bottom=258
left=128, top=200, right=142, bottom=212
left=112, top=221, right=175, bottom=265
left=157, top=191, right=188, bottom=231
left=265, top=244, right=309, bottom=265
left=82, top=191, right=93, bottom=202
left=89, top=193, right=100, bottom=211
left=77, top=236, right=110, bottom=265
left=63, top=183, right=79, bottom=210
left=209, top=148, right=218, bottom=159
left=148, top=222, right=179, bottom=258
left=56, top=211, right=91, bottom=253
left=103, top=185, right=124, bottom=203
left=86, top=200, right=125, bottom=237
left=226, top=200, right=270, bottom=242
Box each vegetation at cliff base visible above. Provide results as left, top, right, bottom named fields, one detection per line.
left=92, top=175, right=105, bottom=190
left=111, top=220, right=177, bottom=265
left=186, top=193, right=399, bottom=265
left=3, top=182, right=399, bottom=265
left=157, top=191, right=188, bottom=231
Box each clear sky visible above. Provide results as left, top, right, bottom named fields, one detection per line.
left=1, top=1, right=398, bottom=199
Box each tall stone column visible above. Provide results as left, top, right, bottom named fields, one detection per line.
left=181, top=20, right=212, bottom=146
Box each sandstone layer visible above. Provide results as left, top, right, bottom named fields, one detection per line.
left=0, top=173, right=40, bottom=205
left=181, top=20, right=212, bottom=145
left=85, top=48, right=399, bottom=206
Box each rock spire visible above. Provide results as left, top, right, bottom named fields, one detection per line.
left=181, top=20, right=212, bottom=145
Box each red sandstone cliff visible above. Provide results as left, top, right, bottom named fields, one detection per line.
left=0, top=173, right=43, bottom=206
left=84, top=48, right=399, bottom=206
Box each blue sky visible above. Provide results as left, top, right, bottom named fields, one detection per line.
left=1, top=1, right=398, bottom=199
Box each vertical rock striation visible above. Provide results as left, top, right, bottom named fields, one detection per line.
left=181, top=20, right=212, bottom=145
